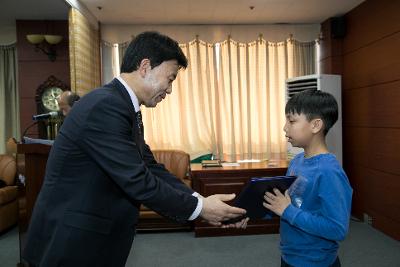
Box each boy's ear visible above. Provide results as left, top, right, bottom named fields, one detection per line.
left=311, top=118, right=324, bottom=134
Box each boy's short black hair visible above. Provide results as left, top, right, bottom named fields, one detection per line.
left=120, top=31, right=188, bottom=73
left=285, top=89, right=339, bottom=135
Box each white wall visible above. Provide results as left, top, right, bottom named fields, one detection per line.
left=101, top=24, right=320, bottom=44
left=1, top=22, right=320, bottom=44
left=0, top=23, right=17, bottom=44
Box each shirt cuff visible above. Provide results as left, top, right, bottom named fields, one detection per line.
left=188, top=193, right=203, bottom=220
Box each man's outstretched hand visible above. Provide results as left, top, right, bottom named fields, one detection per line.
left=200, top=194, right=247, bottom=227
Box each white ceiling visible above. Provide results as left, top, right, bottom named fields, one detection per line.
left=0, top=0, right=69, bottom=25
left=82, top=0, right=365, bottom=24
left=0, top=0, right=364, bottom=26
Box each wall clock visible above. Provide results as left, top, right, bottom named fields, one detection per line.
left=35, top=75, right=70, bottom=139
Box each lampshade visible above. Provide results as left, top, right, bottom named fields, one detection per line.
left=25, top=33, right=63, bottom=61
left=44, top=35, right=63, bottom=45
left=26, top=34, right=45, bottom=44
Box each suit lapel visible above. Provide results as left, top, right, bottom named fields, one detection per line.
left=107, top=79, right=145, bottom=157
left=107, top=79, right=136, bottom=117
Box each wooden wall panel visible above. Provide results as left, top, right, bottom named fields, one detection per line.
left=370, top=209, right=400, bottom=241
left=343, top=127, right=400, bottom=176
left=343, top=0, right=400, bottom=54
left=342, top=81, right=400, bottom=128
left=342, top=32, right=400, bottom=90
left=319, top=56, right=343, bottom=75
left=19, top=98, right=39, bottom=135
left=343, top=163, right=365, bottom=219
left=345, top=164, right=400, bottom=240
left=321, top=0, right=400, bottom=240
left=16, top=20, right=70, bottom=138
left=319, top=18, right=343, bottom=75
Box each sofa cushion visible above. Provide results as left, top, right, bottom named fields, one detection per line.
left=152, top=150, right=190, bottom=180
left=0, top=186, right=18, bottom=205
left=6, top=138, right=17, bottom=154
left=0, top=155, right=16, bottom=185
left=138, top=150, right=193, bottom=229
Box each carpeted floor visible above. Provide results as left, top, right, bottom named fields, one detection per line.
left=1, top=220, right=399, bottom=267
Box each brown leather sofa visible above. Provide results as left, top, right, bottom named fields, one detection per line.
left=0, top=151, right=18, bottom=232
left=7, top=137, right=25, bottom=178
left=137, top=149, right=192, bottom=231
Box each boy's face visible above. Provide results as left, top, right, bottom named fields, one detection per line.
left=283, top=113, right=315, bottom=147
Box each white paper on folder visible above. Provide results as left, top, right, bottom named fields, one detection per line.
left=237, top=159, right=261, bottom=163
left=221, top=162, right=240, bottom=167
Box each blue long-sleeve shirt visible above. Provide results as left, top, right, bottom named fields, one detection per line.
left=280, top=152, right=353, bottom=267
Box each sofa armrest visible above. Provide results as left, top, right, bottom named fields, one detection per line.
left=0, top=186, right=18, bottom=205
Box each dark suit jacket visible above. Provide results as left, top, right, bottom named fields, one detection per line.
left=23, top=79, right=198, bottom=267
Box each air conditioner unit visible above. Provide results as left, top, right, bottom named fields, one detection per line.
left=285, top=74, right=342, bottom=165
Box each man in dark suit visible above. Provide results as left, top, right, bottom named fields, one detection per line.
left=23, top=31, right=247, bottom=267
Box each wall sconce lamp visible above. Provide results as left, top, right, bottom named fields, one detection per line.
left=26, top=34, right=63, bottom=62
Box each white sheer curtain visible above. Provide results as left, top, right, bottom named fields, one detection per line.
left=101, top=41, right=114, bottom=84
left=101, top=41, right=130, bottom=84
left=102, top=37, right=317, bottom=160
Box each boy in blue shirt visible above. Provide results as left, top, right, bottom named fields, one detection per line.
left=264, top=89, right=353, bottom=267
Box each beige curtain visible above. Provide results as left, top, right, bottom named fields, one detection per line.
left=213, top=38, right=316, bottom=160
left=142, top=39, right=218, bottom=159
left=101, top=40, right=130, bottom=84
left=0, top=44, right=19, bottom=154
left=213, top=38, right=285, bottom=161
left=118, top=41, right=129, bottom=67
left=109, top=37, right=316, bottom=160
left=287, top=38, right=317, bottom=78
left=101, top=41, right=114, bottom=84
left=69, top=8, right=101, bottom=96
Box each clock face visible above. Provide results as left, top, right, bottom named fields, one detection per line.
left=41, top=87, right=63, bottom=111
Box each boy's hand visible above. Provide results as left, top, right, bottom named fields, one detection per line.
left=221, top=217, right=250, bottom=229
left=263, top=189, right=291, bottom=216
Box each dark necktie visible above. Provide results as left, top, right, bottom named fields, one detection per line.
left=136, top=110, right=143, bottom=135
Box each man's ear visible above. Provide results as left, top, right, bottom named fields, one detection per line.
left=311, top=118, right=324, bottom=134
left=137, top=59, right=151, bottom=77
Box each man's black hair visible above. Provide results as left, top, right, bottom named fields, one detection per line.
left=285, top=89, right=338, bottom=135
left=120, top=31, right=188, bottom=73
left=66, top=93, right=80, bottom=107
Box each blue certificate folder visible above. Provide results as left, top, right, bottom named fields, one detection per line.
left=222, top=176, right=297, bottom=224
